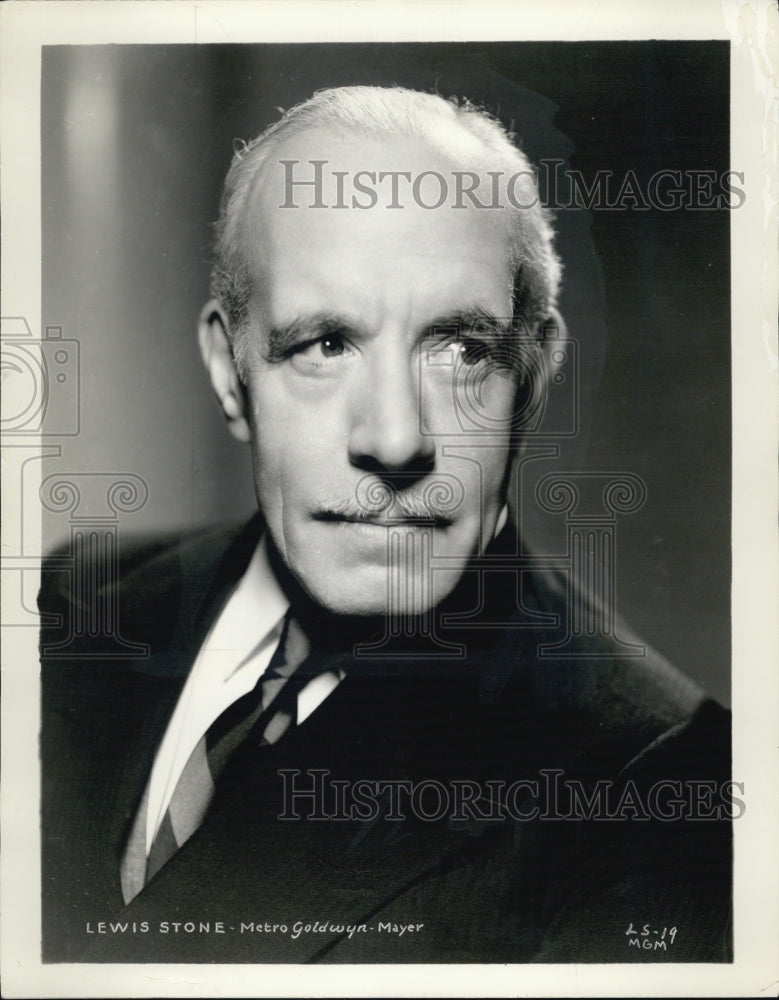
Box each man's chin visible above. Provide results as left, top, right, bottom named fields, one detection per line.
left=290, top=563, right=464, bottom=620
left=301, top=580, right=436, bottom=619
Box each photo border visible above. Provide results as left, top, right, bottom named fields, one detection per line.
left=1, top=1, right=777, bottom=996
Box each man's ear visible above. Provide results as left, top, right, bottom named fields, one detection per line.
left=536, top=306, right=569, bottom=379
left=198, top=299, right=251, bottom=443
left=512, top=307, right=570, bottom=454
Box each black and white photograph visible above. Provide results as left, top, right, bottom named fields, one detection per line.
left=1, top=1, right=777, bottom=996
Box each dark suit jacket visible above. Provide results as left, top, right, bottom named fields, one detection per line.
left=39, top=516, right=732, bottom=963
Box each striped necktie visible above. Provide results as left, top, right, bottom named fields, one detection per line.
left=120, top=614, right=310, bottom=903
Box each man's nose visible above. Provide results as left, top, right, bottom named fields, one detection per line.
left=347, top=349, right=435, bottom=485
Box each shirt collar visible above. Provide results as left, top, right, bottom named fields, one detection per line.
left=199, top=531, right=290, bottom=684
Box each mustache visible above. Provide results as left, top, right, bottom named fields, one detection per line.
left=316, top=478, right=465, bottom=524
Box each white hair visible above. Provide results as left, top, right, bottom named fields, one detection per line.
left=210, top=85, right=562, bottom=374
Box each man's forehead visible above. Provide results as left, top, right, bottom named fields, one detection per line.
left=241, top=125, right=514, bottom=275
left=252, top=120, right=498, bottom=202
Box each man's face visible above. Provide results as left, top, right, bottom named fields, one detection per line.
left=232, top=130, right=518, bottom=615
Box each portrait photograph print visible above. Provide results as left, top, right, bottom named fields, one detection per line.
left=1, top=1, right=777, bottom=997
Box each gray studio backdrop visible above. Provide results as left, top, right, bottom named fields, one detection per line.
left=41, top=43, right=731, bottom=705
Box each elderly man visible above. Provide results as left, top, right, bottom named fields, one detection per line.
left=40, top=86, right=732, bottom=964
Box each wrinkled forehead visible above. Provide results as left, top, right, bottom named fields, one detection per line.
left=241, top=125, right=515, bottom=281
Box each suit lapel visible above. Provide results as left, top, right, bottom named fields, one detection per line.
left=107, top=517, right=270, bottom=866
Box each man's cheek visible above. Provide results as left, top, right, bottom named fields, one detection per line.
left=452, top=443, right=510, bottom=488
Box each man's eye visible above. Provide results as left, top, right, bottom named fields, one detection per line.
left=318, top=334, right=346, bottom=358
left=425, top=333, right=495, bottom=369
left=455, top=337, right=492, bottom=367
left=287, top=330, right=353, bottom=371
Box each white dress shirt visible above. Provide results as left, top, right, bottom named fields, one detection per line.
left=144, top=533, right=344, bottom=854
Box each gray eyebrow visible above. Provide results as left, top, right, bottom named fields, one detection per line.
left=263, top=312, right=362, bottom=362
left=424, top=308, right=515, bottom=342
